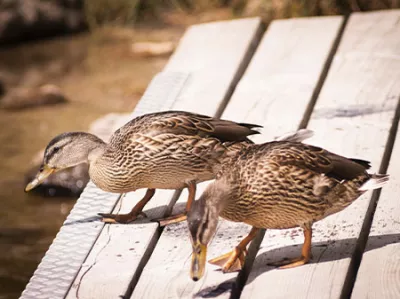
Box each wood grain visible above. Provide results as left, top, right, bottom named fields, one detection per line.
left=351, top=114, right=400, bottom=298
left=65, top=18, right=263, bottom=299
left=242, top=10, right=400, bottom=299
left=130, top=16, right=344, bottom=299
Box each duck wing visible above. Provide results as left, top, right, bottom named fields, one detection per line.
left=111, top=111, right=261, bottom=144
left=262, top=142, right=369, bottom=181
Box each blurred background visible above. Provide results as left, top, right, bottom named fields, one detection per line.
left=0, top=1, right=399, bottom=298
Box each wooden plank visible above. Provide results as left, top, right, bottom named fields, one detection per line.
left=242, top=10, right=400, bottom=299
left=66, top=18, right=263, bottom=299
left=130, top=16, right=344, bottom=299
left=164, top=18, right=264, bottom=115
left=351, top=113, right=400, bottom=297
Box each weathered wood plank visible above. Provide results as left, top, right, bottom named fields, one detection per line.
left=19, top=183, right=121, bottom=299
left=351, top=108, right=400, bottom=298
left=164, top=18, right=264, bottom=115
left=64, top=72, right=189, bottom=299
left=130, top=16, right=344, bottom=299
left=242, top=10, right=400, bottom=299
left=66, top=18, right=263, bottom=299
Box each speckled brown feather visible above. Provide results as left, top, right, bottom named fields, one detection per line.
left=187, top=139, right=388, bottom=276
left=110, top=111, right=260, bottom=143
left=88, top=111, right=261, bottom=193
left=213, top=141, right=380, bottom=229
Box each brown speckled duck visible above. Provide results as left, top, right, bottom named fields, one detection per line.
left=25, top=111, right=262, bottom=225
left=188, top=140, right=389, bottom=281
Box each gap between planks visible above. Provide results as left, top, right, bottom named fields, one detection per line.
left=130, top=15, right=345, bottom=299
left=240, top=9, right=400, bottom=299
left=298, top=16, right=348, bottom=129
left=231, top=16, right=348, bottom=299
left=343, top=96, right=400, bottom=299
left=125, top=21, right=266, bottom=296
left=156, top=19, right=266, bottom=224
left=65, top=18, right=265, bottom=299
left=124, top=19, right=265, bottom=299
left=351, top=103, right=400, bottom=299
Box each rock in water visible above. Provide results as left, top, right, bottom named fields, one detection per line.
left=131, top=41, right=175, bottom=57
left=0, top=84, right=67, bottom=110
left=0, top=0, right=86, bottom=45
left=24, top=163, right=89, bottom=197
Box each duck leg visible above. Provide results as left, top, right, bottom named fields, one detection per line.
left=268, top=225, right=312, bottom=269
left=99, top=188, right=155, bottom=224
left=208, top=227, right=260, bottom=273
left=157, top=182, right=196, bottom=226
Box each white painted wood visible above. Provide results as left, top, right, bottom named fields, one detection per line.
left=351, top=124, right=400, bottom=298
left=131, top=16, right=344, bottom=299
left=242, top=10, right=400, bottom=299
left=66, top=18, right=263, bottom=299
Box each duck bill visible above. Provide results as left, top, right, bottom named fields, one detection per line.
left=190, top=242, right=207, bottom=281
left=25, top=165, right=55, bottom=192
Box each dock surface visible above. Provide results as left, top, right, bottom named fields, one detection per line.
left=20, top=10, right=400, bottom=299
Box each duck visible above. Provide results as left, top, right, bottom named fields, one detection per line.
left=187, top=140, right=389, bottom=281
left=25, top=110, right=263, bottom=225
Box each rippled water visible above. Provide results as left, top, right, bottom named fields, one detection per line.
left=0, top=28, right=172, bottom=298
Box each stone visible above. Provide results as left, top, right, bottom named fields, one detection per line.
left=0, top=84, right=68, bottom=110
left=0, top=0, right=86, bottom=45
left=25, top=162, right=89, bottom=197
left=131, top=41, right=175, bottom=57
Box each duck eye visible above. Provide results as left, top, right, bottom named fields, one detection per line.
left=53, top=147, right=60, bottom=153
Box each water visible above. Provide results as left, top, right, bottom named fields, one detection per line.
left=0, top=28, right=172, bottom=298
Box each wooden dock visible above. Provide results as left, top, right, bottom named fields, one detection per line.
left=20, top=9, right=400, bottom=299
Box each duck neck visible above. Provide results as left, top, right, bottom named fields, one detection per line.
left=189, top=180, right=232, bottom=245
left=202, top=180, right=232, bottom=215
left=86, top=134, right=107, bottom=165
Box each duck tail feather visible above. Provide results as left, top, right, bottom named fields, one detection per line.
left=359, top=174, right=390, bottom=191
left=350, top=158, right=371, bottom=169
left=275, top=129, right=314, bottom=143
